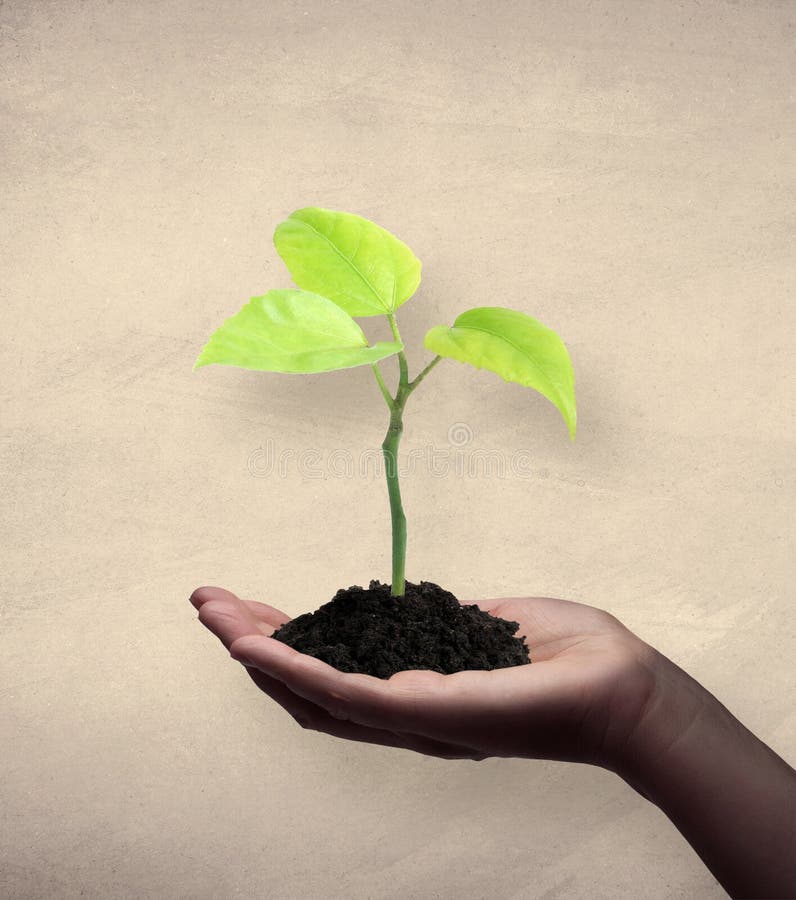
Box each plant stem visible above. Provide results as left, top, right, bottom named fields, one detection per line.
left=388, top=314, right=410, bottom=386
left=382, top=400, right=407, bottom=597
left=374, top=315, right=441, bottom=598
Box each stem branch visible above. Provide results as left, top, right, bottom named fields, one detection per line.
left=408, top=354, right=442, bottom=391
left=371, top=363, right=394, bottom=409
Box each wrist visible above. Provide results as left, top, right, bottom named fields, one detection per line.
left=611, top=646, right=796, bottom=898
left=610, top=646, right=711, bottom=795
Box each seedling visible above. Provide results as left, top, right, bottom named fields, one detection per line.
left=195, top=206, right=576, bottom=600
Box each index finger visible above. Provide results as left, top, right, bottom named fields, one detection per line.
left=243, top=598, right=292, bottom=628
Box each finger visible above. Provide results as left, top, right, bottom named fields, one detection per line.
left=240, top=663, right=404, bottom=744
left=227, top=632, right=543, bottom=744
left=190, top=586, right=292, bottom=624
left=189, top=587, right=449, bottom=752
left=192, top=589, right=491, bottom=761
left=242, top=599, right=292, bottom=628
left=194, top=589, right=277, bottom=650
left=237, top=662, right=486, bottom=760
left=189, top=585, right=238, bottom=611
left=397, top=733, right=489, bottom=761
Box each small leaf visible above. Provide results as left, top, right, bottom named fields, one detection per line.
left=273, top=206, right=422, bottom=317
left=425, top=306, right=577, bottom=439
left=195, top=289, right=403, bottom=374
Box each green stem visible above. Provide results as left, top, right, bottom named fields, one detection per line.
left=388, top=314, right=410, bottom=386
left=382, top=402, right=407, bottom=597
left=374, top=315, right=442, bottom=598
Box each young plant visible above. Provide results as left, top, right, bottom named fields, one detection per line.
left=195, top=207, right=576, bottom=598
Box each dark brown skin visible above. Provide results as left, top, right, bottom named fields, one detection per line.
left=190, top=586, right=796, bottom=899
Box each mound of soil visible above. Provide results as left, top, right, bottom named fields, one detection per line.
left=269, top=579, right=531, bottom=679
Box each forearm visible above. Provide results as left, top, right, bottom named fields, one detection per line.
left=617, top=649, right=796, bottom=899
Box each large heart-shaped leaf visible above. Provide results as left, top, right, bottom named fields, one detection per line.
left=273, top=207, right=422, bottom=317
left=425, top=306, right=576, bottom=439
left=195, top=289, right=403, bottom=373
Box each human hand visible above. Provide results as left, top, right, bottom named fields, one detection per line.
left=190, top=586, right=659, bottom=770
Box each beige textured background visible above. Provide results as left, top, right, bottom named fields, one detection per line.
left=2, top=1, right=794, bottom=898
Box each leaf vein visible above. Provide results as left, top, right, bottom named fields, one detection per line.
left=449, top=324, right=570, bottom=397
left=298, top=218, right=386, bottom=312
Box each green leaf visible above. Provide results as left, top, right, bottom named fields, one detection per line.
left=273, top=207, right=422, bottom=317
left=195, top=289, right=403, bottom=374
left=425, top=306, right=577, bottom=439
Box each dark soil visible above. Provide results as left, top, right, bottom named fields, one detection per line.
left=269, top=579, right=531, bottom=679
